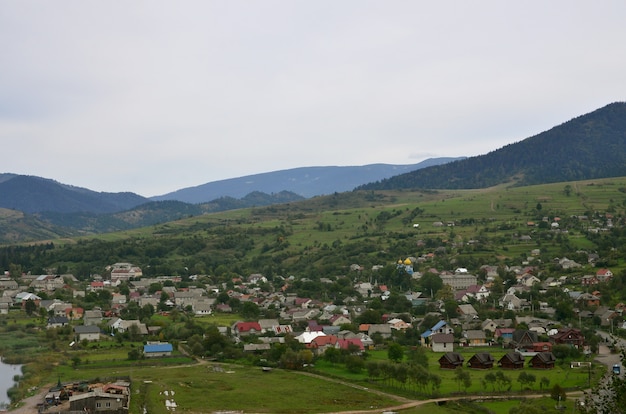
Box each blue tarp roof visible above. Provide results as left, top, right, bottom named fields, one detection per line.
left=144, top=343, right=173, bottom=353
left=431, top=320, right=447, bottom=331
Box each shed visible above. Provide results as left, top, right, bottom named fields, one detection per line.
left=438, top=352, right=464, bottom=369
left=529, top=352, right=556, bottom=369
left=498, top=351, right=525, bottom=369
left=467, top=352, right=495, bottom=369
left=143, top=342, right=173, bottom=358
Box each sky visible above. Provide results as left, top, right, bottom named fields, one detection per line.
left=2, top=1, right=626, bottom=197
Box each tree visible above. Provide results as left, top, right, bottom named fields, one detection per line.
left=454, top=367, right=471, bottom=392
left=406, top=346, right=429, bottom=368
left=517, top=371, right=536, bottom=391
left=550, top=384, right=566, bottom=405
left=485, top=372, right=497, bottom=391
left=420, top=272, right=443, bottom=297
left=241, top=301, right=260, bottom=320
left=563, top=184, right=573, bottom=196
left=128, top=348, right=142, bottom=361
left=387, top=342, right=404, bottom=363
left=24, top=299, right=37, bottom=316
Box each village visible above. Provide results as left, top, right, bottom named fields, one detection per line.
left=2, top=245, right=622, bottom=410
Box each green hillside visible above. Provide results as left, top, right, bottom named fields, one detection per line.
left=4, top=177, right=626, bottom=286
left=360, top=102, right=626, bottom=190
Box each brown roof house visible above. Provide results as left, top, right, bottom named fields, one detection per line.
left=510, top=330, right=538, bottom=351
left=467, top=352, right=495, bottom=369
left=463, top=330, right=488, bottom=347
left=498, top=351, right=525, bottom=369
left=529, top=352, right=556, bottom=369
left=550, top=328, right=585, bottom=348
left=430, top=333, right=455, bottom=352
left=438, top=352, right=464, bottom=369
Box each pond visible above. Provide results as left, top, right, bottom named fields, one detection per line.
left=0, top=358, right=22, bottom=408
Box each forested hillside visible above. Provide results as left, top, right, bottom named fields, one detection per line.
left=359, top=102, right=626, bottom=190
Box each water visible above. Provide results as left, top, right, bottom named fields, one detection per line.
left=0, top=358, right=22, bottom=408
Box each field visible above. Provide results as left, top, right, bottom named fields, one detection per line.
left=313, top=347, right=601, bottom=396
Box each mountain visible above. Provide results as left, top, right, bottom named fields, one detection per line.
left=150, top=158, right=464, bottom=203
left=358, top=102, right=626, bottom=191
left=0, top=174, right=148, bottom=214
left=36, top=191, right=305, bottom=234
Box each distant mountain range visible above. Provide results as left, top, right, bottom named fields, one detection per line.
left=359, top=102, right=626, bottom=191
left=0, top=158, right=458, bottom=242
left=150, top=158, right=464, bottom=203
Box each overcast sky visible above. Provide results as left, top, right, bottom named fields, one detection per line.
left=2, top=2, right=625, bottom=197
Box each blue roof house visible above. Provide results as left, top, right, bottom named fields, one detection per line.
left=144, top=342, right=173, bottom=358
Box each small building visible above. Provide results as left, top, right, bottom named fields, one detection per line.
left=529, top=352, right=556, bottom=369
left=467, top=352, right=495, bottom=369
left=47, top=316, right=69, bottom=329
left=143, top=342, right=173, bottom=358
left=438, top=352, right=464, bottom=369
left=498, top=352, right=525, bottom=369
left=74, top=325, right=101, bottom=342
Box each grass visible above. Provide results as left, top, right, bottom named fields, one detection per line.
left=63, top=362, right=401, bottom=414
left=312, top=347, right=601, bottom=397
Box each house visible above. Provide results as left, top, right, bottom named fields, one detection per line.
left=481, top=319, right=498, bottom=334
left=329, top=314, right=352, bottom=326
left=532, top=342, right=553, bottom=352
left=69, top=383, right=129, bottom=412
left=47, top=316, right=69, bottom=329
left=498, top=351, right=525, bottom=369
left=499, top=293, right=524, bottom=311
left=74, top=325, right=101, bottom=342
left=529, top=352, right=556, bottom=369
left=438, top=352, right=464, bottom=369
left=463, top=330, right=488, bottom=347
left=596, top=268, right=614, bottom=283
left=368, top=324, right=392, bottom=339
left=295, top=331, right=326, bottom=344
left=83, top=309, right=103, bottom=326
left=215, top=303, right=232, bottom=313
left=494, top=328, right=515, bottom=344
left=550, top=328, right=585, bottom=348
left=421, top=319, right=454, bottom=345
left=510, top=330, right=538, bottom=351
left=467, top=352, right=495, bottom=369
left=338, top=338, right=365, bottom=353
left=143, top=342, right=173, bottom=358
left=0, top=279, right=18, bottom=290
left=581, top=275, right=598, bottom=286
left=430, top=333, right=454, bottom=352
left=457, top=304, right=478, bottom=319
left=67, top=307, right=84, bottom=320
left=233, top=321, right=262, bottom=337
left=193, top=300, right=213, bottom=316
left=109, top=318, right=148, bottom=335
left=439, top=273, right=478, bottom=290
left=243, top=343, right=271, bottom=353
left=387, top=318, right=411, bottom=330
left=307, top=335, right=339, bottom=355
